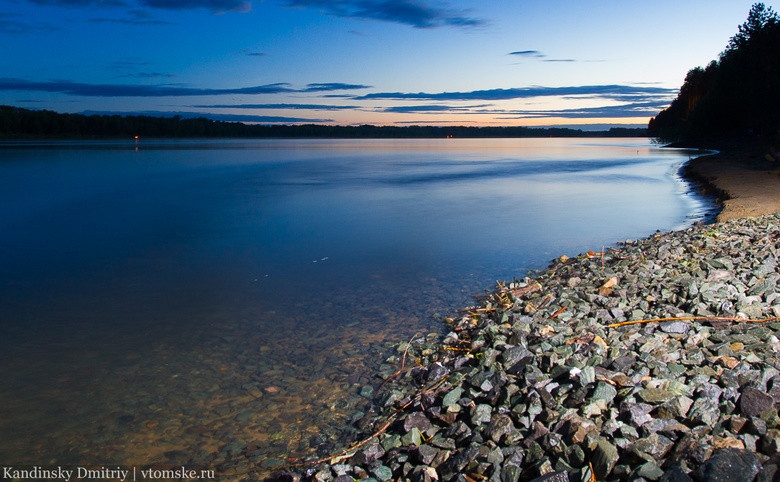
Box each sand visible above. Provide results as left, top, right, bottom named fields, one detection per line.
left=685, top=142, right=780, bottom=222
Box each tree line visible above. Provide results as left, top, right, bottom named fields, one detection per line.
left=649, top=3, right=780, bottom=143
left=0, top=105, right=647, bottom=139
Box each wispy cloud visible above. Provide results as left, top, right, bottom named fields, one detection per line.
left=0, top=78, right=370, bottom=97
left=302, top=82, right=371, bottom=92
left=357, top=85, right=677, bottom=102
left=139, top=0, right=251, bottom=13
left=508, top=50, right=545, bottom=58
left=378, top=100, right=670, bottom=119
left=81, top=110, right=331, bottom=122
left=380, top=104, right=491, bottom=113
left=192, top=103, right=360, bottom=110
left=24, top=0, right=250, bottom=13
left=508, top=50, right=580, bottom=63
left=89, top=9, right=171, bottom=24
left=0, top=12, right=60, bottom=33
left=284, top=0, right=485, bottom=28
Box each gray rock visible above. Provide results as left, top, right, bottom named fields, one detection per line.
left=591, top=438, right=619, bottom=479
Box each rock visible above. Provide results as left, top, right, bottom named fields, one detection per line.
left=693, top=448, right=762, bottom=481
left=591, top=438, right=619, bottom=479
left=370, top=465, right=393, bottom=482
left=486, top=413, right=515, bottom=443
left=302, top=213, right=780, bottom=482
left=404, top=411, right=433, bottom=433
left=658, top=464, right=694, bottom=482
left=427, top=362, right=448, bottom=382
left=740, top=387, right=775, bottom=418
left=413, top=445, right=439, bottom=465
left=632, top=433, right=675, bottom=460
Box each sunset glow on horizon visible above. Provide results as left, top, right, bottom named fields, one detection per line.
left=1, top=1, right=776, bottom=129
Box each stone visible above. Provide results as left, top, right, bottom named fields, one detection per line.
left=404, top=411, right=433, bottom=433
left=632, top=433, right=675, bottom=460
left=427, top=362, right=448, bottom=382
left=660, top=321, right=689, bottom=334
left=486, top=413, right=515, bottom=443
left=442, top=387, right=463, bottom=409
left=413, top=445, right=438, bottom=465
left=739, top=387, right=775, bottom=418
left=591, top=381, right=618, bottom=403
left=634, top=461, right=665, bottom=480
left=693, top=448, right=762, bottom=481
left=371, top=465, right=393, bottom=482
left=656, top=396, right=694, bottom=419
left=591, top=438, right=619, bottom=479
left=658, top=464, right=694, bottom=482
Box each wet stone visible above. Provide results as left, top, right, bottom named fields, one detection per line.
left=280, top=214, right=780, bottom=482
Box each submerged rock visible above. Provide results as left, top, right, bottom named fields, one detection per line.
left=277, top=213, right=780, bottom=482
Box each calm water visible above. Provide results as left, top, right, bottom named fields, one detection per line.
left=0, top=138, right=708, bottom=470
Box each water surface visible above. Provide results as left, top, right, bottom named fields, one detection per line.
left=0, top=138, right=708, bottom=469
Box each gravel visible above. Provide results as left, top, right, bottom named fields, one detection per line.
left=270, top=213, right=780, bottom=482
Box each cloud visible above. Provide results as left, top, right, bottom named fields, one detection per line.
left=24, top=0, right=250, bottom=13
left=138, top=0, right=251, bottom=12
left=89, top=9, right=171, bottom=24
left=356, top=85, right=677, bottom=102
left=284, top=0, right=485, bottom=28
left=0, top=78, right=370, bottom=97
left=0, top=12, right=60, bottom=33
left=380, top=104, right=490, bottom=113
left=302, top=82, right=371, bottom=92
left=378, top=100, right=670, bottom=119
left=81, top=110, right=331, bottom=122
left=192, top=103, right=360, bottom=110
left=508, top=50, right=545, bottom=58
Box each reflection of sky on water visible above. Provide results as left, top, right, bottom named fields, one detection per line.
left=0, top=137, right=709, bottom=465
left=0, top=138, right=702, bottom=314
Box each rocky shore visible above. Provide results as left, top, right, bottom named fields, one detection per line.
left=263, top=151, right=780, bottom=482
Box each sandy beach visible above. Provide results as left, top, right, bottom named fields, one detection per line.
left=685, top=142, right=780, bottom=222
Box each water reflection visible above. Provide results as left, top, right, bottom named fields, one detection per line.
left=0, top=138, right=708, bottom=469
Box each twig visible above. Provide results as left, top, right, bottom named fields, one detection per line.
left=377, top=333, right=421, bottom=393
left=607, top=315, right=780, bottom=329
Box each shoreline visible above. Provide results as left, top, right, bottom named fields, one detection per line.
left=682, top=142, right=780, bottom=223
left=264, top=145, right=780, bottom=481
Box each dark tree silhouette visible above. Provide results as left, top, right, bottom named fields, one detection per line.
left=648, top=3, right=780, bottom=143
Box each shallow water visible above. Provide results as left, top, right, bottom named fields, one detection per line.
left=0, top=138, right=709, bottom=471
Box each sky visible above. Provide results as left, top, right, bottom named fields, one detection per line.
left=1, top=0, right=777, bottom=128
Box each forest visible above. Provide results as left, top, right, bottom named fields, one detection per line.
left=648, top=3, right=780, bottom=143
left=0, top=105, right=646, bottom=139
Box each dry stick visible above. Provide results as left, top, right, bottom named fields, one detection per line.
left=276, top=374, right=451, bottom=471
left=607, top=315, right=780, bottom=329
left=377, top=333, right=421, bottom=393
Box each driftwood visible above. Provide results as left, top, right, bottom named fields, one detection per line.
left=607, top=315, right=780, bottom=329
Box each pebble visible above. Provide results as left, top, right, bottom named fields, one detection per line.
left=273, top=213, right=780, bottom=481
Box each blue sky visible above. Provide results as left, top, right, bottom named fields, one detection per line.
left=1, top=0, right=775, bottom=128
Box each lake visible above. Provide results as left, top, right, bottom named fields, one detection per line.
left=0, top=138, right=710, bottom=470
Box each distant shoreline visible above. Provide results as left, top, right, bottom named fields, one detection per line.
left=0, top=105, right=647, bottom=140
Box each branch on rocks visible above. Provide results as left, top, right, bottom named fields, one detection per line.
left=607, top=315, right=780, bottom=329
left=377, top=333, right=422, bottom=393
